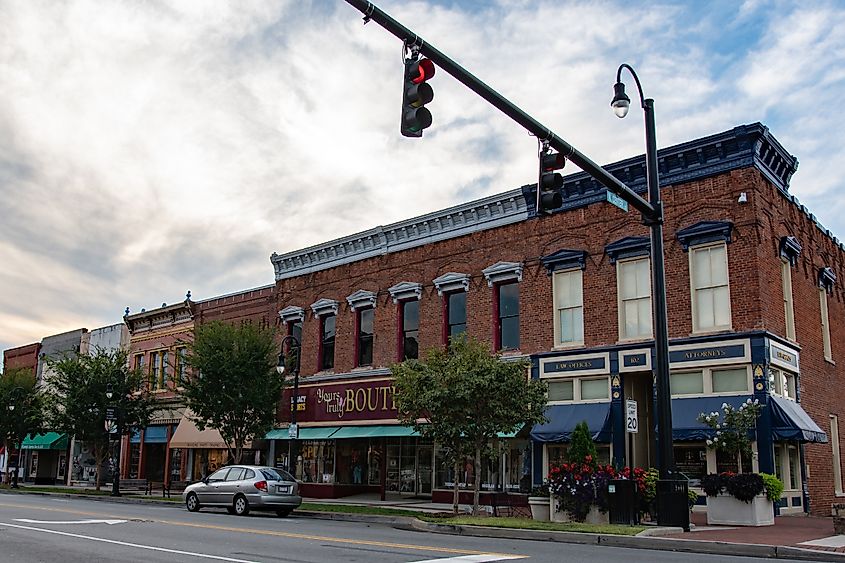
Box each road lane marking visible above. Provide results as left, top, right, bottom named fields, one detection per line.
left=409, top=556, right=526, bottom=563
left=0, top=500, right=526, bottom=558
left=2, top=522, right=260, bottom=563
left=14, top=518, right=127, bottom=525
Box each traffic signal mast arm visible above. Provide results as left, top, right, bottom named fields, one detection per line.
left=344, top=0, right=657, bottom=222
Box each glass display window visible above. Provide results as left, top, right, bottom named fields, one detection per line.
left=299, top=440, right=334, bottom=484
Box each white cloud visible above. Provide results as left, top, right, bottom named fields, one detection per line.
left=1, top=0, right=844, bottom=362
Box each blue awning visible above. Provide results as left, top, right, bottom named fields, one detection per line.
left=671, top=395, right=753, bottom=441
left=530, top=402, right=612, bottom=443
left=769, top=396, right=828, bottom=443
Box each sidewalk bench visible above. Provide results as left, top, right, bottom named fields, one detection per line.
left=118, top=479, right=147, bottom=493
left=146, top=480, right=189, bottom=498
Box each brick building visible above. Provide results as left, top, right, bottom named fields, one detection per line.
left=123, top=286, right=275, bottom=486
left=267, top=123, right=836, bottom=514
left=2, top=343, right=40, bottom=376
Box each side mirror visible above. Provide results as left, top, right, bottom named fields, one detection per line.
left=202, top=477, right=209, bottom=484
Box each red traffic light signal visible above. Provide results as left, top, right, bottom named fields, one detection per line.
left=401, top=57, right=435, bottom=137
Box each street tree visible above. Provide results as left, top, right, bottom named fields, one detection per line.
left=180, top=321, right=283, bottom=465
left=46, top=348, right=156, bottom=490
left=392, top=335, right=548, bottom=515
left=0, top=367, right=44, bottom=486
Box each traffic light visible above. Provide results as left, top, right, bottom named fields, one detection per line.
left=538, top=150, right=565, bottom=214
left=401, top=57, right=435, bottom=137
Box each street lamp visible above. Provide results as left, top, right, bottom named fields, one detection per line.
left=105, top=383, right=122, bottom=497
left=276, top=336, right=301, bottom=479
left=612, top=64, right=687, bottom=529
left=7, top=387, right=25, bottom=489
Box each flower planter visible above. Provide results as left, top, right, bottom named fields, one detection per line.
left=550, top=497, right=609, bottom=524
left=528, top=496, right=550, bottom=521
left=706, top=494, right=774, bottom=526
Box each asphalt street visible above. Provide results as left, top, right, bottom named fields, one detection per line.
left=0, top=494, right=805, bottom=563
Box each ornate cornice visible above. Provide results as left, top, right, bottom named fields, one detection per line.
left=124, top=300, right=195, bottom=335
left=270, top=123, right=801, bottom=281
left=278, top=305, right=305, bottom=323
left=779, top=236, right=802, bottom=266
left=819, top=267, right=837, bottom=292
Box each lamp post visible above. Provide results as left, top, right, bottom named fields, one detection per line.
left=612, top=64, right=687, bottom=529
left=7, top=387, right=25, bottom=489
left=276, top=336, right=301, bottom=478
left=106, top=383, right=122, bottom=497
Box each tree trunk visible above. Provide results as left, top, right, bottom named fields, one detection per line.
left=472, top=443, right=482, bottom=516
left=452, top=458, right=460, bottom=515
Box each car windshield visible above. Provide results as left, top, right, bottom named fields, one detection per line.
left=261, top=468, right=294, bottom=482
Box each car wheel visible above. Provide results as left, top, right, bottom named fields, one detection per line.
left=233, top=495, right=250, bottom=516
left=185, top=493, right=201, bottom=512
left=275, top=508, right=291, bottom=518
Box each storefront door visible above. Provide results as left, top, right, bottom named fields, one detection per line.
left=416, top=445, right=433, bottom=496
left=624, top=371, right=655, bottom=468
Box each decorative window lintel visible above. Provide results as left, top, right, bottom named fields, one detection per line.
left=310, top=298, right=339, bottom=317
left=779, top=236, right=802, bottom=266
left=482, top=261, right=523, bottom=287
left=346, top=289, right=377, bottom=310
left=278, top=305, right=305, bottom=323
left=605, top=237, right=650, bottom=264
left=676, top=220, right=733, bottom=251
left=819, top=267, right=837, bottom=292
left=388, top=281, right=422, bottom=303
left=541, top=249, right=587, bottom=274
left=433, top=272, right=470, bottom=295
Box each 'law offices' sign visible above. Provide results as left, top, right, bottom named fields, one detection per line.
left=284, top=378, right=399, bottom=423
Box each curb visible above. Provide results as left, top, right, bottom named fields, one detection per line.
left=408, top=520, right=845, bottom=562
left=0, top=488, right=180, bottom=507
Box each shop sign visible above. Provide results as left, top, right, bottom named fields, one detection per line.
left=668, top=341, right=748, bottom=367
left=541, top=353, right=609, bottom=377
left=769, top=341, right=799, bottom=371
left=286, top=378, right=399, bottom=423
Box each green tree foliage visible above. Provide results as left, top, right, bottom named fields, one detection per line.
left=0, top=367, right=44, bottom=483
left=392, top=334, right=548, bottom=515
left=567, top=421, right=598, bottom=466
left=46, top=348, right=156, bottom=490
left=180, top=321, right=282, bottom=465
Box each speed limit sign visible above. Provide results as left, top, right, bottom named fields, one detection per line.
left=626, top=400, right=638, bottom=433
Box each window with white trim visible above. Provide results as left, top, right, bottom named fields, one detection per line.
left=670, top=366, right=750, bottom=396
left=690, top=243, right=731, bottom=332
left=782, top=260, right=796, bottom=341
left=618, top=257, right=652, bottom=340
left=553, top=269, right=583, bottom=346
left=769, top=368, right=797, bottom=400
left=546, top=376, right=609, bottom=402
left=832, top=415, right=843, bottom=494
left=820, top=288, right=833, bottom=361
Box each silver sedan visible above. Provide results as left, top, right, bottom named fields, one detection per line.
left=183, top=465, right=302, bottom=517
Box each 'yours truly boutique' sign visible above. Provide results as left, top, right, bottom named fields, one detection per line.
left=284, top=378, right=399, bottom=423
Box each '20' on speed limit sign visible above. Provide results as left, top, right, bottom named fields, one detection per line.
left=626, top=400, right=638, bottom=433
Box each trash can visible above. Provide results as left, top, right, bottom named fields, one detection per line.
left=656, top=479, right=690, bottom=531
left=608, top=479, right=639, bottom=525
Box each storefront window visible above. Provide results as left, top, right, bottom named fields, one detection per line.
left=670, top=371, right=704, bottom=395
left=504, top=440, right=531, bottom=492
left=169, top=448, right=182, bottom=482
left=335, top=439, right=368, bottom=484
left=716, top=448, right=752, bottom=474
left=674, top=444, right=707, bottom=484
left=711, top=368, right=748, bottom=393
left=367, top=443, right=382, bottom=486
left=788, top=445, right=800, bottom=490
left=299, top=440, right=334, bottom=483
left=128, top=443, right=140, bottom=479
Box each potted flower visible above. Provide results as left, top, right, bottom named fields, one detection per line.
left=528, top=483, right=551, bottom=521
left=701, top=472, right=776, bottom=526
left=697, top=399, right=775, bottom=526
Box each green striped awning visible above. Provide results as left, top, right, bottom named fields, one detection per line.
left=20, top=432, right=68, bottom=450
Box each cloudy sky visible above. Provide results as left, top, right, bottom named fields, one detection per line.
left=1, top=0, right=844, bottom=364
